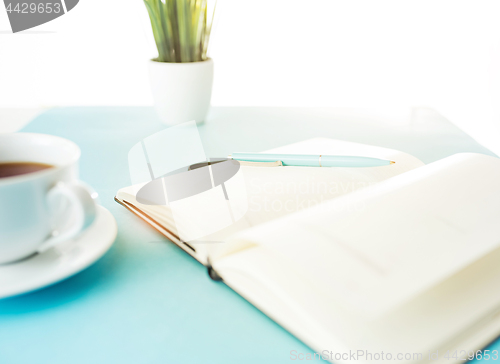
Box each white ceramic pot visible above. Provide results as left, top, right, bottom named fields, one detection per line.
left=148, top=58, right=214, bottom=125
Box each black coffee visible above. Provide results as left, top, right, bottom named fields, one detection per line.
left=0, top=162, right=53, bottom=179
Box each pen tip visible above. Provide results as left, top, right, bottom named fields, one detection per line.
left=390, top=161, right=396, bottom=164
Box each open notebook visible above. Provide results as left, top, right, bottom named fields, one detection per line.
left=116, top=138, right=500, bottom=364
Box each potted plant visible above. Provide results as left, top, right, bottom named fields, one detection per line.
left=143, top=0, right=216, bottom=125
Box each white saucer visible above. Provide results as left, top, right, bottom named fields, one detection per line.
left=0, top=205, right=117, bottom=299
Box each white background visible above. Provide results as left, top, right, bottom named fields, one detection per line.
left=0, top=0, right=499, bottom=153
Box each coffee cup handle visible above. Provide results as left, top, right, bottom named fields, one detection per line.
left=37, top=181, right=98, bottom=254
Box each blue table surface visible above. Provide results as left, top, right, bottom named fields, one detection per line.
left=0, top=107, right=498, bottom=364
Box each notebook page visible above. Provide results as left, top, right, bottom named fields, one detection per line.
left=117, top=138, right=424, bottom=260
left=212, top=229, right=500, bottom=364
left=175, top=138, right=424, bottom=240
left=215, top=153, right=500, bottom=316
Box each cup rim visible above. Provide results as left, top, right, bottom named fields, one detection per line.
left=0, top=133, right=81, bottom=186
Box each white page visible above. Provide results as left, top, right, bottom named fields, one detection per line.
left=117, top=138, right=424, bottom=260
left=214, top=153, right=500, bottom=316
left=179, top=138, right=423, bottom=239
left=213, top=233, right=500, bottom=364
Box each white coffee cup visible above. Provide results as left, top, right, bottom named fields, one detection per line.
left=0, top=133, right=98, bottom=264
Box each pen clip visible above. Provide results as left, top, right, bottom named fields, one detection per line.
left=188, top=158, right=228, bottom=171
